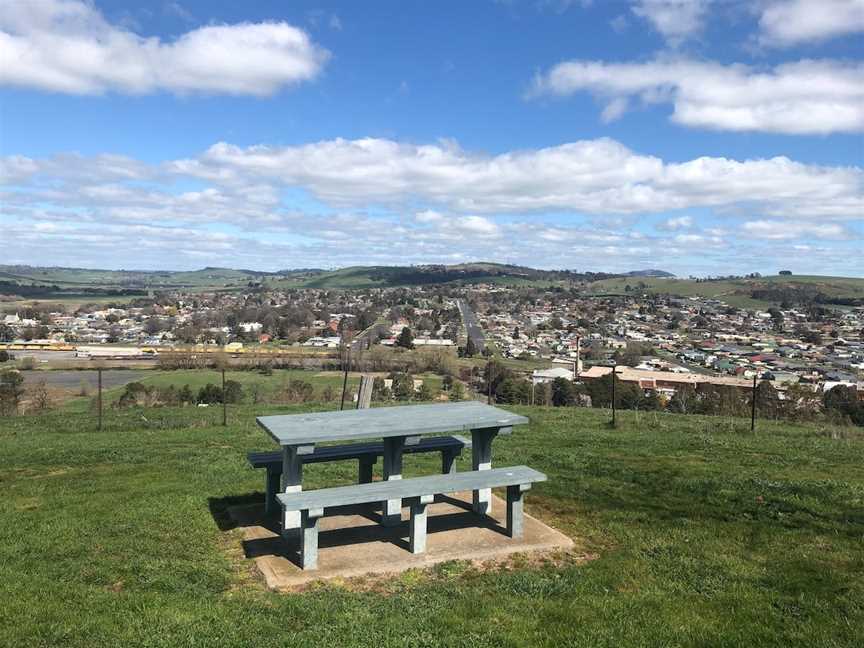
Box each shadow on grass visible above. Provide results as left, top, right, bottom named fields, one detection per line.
left=208, top=491, right=510, bottom=569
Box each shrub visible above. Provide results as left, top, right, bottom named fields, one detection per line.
left=197, top=383, right=223, bottom=405
left=223, top=380, right=243, bottom=404
left=0, top=370, right=25, bottom=415
left=372, top=376, right=391, bottom=401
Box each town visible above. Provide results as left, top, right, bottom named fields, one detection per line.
left=3, top=276, right=862, bottom=424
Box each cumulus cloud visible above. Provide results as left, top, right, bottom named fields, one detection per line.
left=741, top=220, right=849, bottom=240
left=659, top=215, right=693, bottom=230
left=758, top=0, right=864, bottom=47
left=631, top=0, right=711, bottom=45
left=3, top=136, right=862, bottom=273
left=0, top=0, right=328, bottom=95
left=532, top=58, right=864, bottom=135
left=165, top=136, right=863, bottom=219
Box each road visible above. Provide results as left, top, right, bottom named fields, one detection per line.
left=20, top=369, right=147, bottom=390
left=457, top=299, right=485, bottom=353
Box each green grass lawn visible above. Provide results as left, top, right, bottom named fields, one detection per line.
left=1, top=403, right=862, bottom=647
left=61, top=369, right=444, bottom=410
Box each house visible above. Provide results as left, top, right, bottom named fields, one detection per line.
left=531, top=367, right=574, bottom=385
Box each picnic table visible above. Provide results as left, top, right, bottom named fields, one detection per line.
left=255, top=401, right=541, bottom=569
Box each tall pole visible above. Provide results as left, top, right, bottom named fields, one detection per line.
left=340, top=346, right=350, bottom=410
left=611, top=364, right=617, bottom=428
left=574, top=335, right=581, bottom=381
left=221, top=367, right=227, bottom=427
left=97, top=367, right=102, bottom=431
left=751, top=373, right=757, bottom=433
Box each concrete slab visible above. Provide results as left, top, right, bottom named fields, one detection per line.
left=228, top=491, right=574, bottom=589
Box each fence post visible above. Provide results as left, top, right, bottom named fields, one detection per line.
left=340, top=347, right=351, bottom=410
left=97, top=367, right=102, bottom=431
left=611, top=365, right=617, bottom=428
left=751, top=374, right=757, bottom=433
left=222, top=367, right=227, bottom=427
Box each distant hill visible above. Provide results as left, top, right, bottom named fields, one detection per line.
left=2, top=264, right=860, bottom=306
left=268, top=263, right=620, bottom=289
left=586, top=274, right=864, bottom=308
left=625, top=269, right=675, bottom=278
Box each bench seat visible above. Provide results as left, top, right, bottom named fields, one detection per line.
left=248, top=435, right=471, bottom=515
left=277, top=465, right=546, bottom=569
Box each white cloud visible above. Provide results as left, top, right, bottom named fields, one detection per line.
left=532, top=58, right=864, bottom=135
left=456, top=215, right=501, bottom=237
left=0, top=0, right=328, bottom=95
left=631, top=0, right=711, bottom=45
left=742, top=220, right=850, bottom=240
left=167, top=136, right=862, bottom=219
left=2, top=136, right=862, bottom=274
left=660, top=215, right=693, bottom=230
left=759, top=0, right=864, bottom=47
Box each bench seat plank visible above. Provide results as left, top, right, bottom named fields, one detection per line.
left=277, top=465, right=545, bottom=511
left=281, top=466, right=546, bottom=569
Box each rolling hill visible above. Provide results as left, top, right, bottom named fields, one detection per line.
left=2, top=264, right=861, bottom=307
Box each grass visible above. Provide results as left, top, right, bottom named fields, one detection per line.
left=587, top=275, right=864, bottom=309
left=1, top=402, right=862, bottom=647
left=58, top=369, right=444, bottom=411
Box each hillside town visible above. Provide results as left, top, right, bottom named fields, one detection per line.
left=2, top=282, right=862, bottom=402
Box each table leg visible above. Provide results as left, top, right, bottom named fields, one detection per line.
left=281, top=446, right=303, bottom=538
left=381, top=436, right=405, bottom=526
left=471, top=428, right=498, bottom=515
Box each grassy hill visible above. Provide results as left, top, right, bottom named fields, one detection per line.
left=267, top=263, right=606, bottom=289
left=586, top=274, right=864, bottom=308
left=3, top=264, right=862, bottom=304
left=1, top=402, right=861, bottom=647
left=0, top=262, right=590, bottom=296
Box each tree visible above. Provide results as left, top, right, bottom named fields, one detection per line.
left=755, top=381, right=782, bottom=419
left=585, top=373, right=641, bottom=410
left=483, top=359, right=511, bottom=399
left=395, top=327, right=414, bottom=350
left=0, top=370, right=25, bottom=415
left=0, top=324, right=13, bottom=342
left=823, top=385, right=864, bottom=426
left=416, top=382, right=433, bottom=401
left=391, top=372, right=414, bottom=401
left=495, top=377, right=519, bottom=405
left=0, top=350, right=9, bottom=363
left=667, top=384, right=697, bottom=414
left=372, top=376, right=391, bottom=401
left=768, top=307, right=785, bottom=332
left=465, top=337, right=478, bottom=357
left=223, top=380, right=243, bottom=404
left=178, top=384, right=195, bottom=405
left=29, top=380, right=52, bottom=412
left=197, top=383, right=224, bottom=404
left=551, top=377, right=574, bottom=407
left=449, top=380, right=466, bottom=401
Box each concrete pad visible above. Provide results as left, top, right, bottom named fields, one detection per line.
left=228, top=491, right=574, bottom=589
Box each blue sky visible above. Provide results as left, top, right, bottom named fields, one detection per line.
left=1, top=0, right=862, bottom=276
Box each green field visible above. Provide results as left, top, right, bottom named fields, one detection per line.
left=586, top=274, right=864, bottom=308
left=60, top=369, right=444, bottom=408
left=1, top=401, right=862, bottom=647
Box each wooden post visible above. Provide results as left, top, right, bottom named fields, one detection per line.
left=356, top=375, right=373, bottom=409
left=221, top=367, right=227, bottom=427
left=751, top=373, right=757, bottom=433
left=97, top=367, right=102, bottom=431
left=611, top=365, right=617, bottom=428
left=340, top=347, right=350, bottom=410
